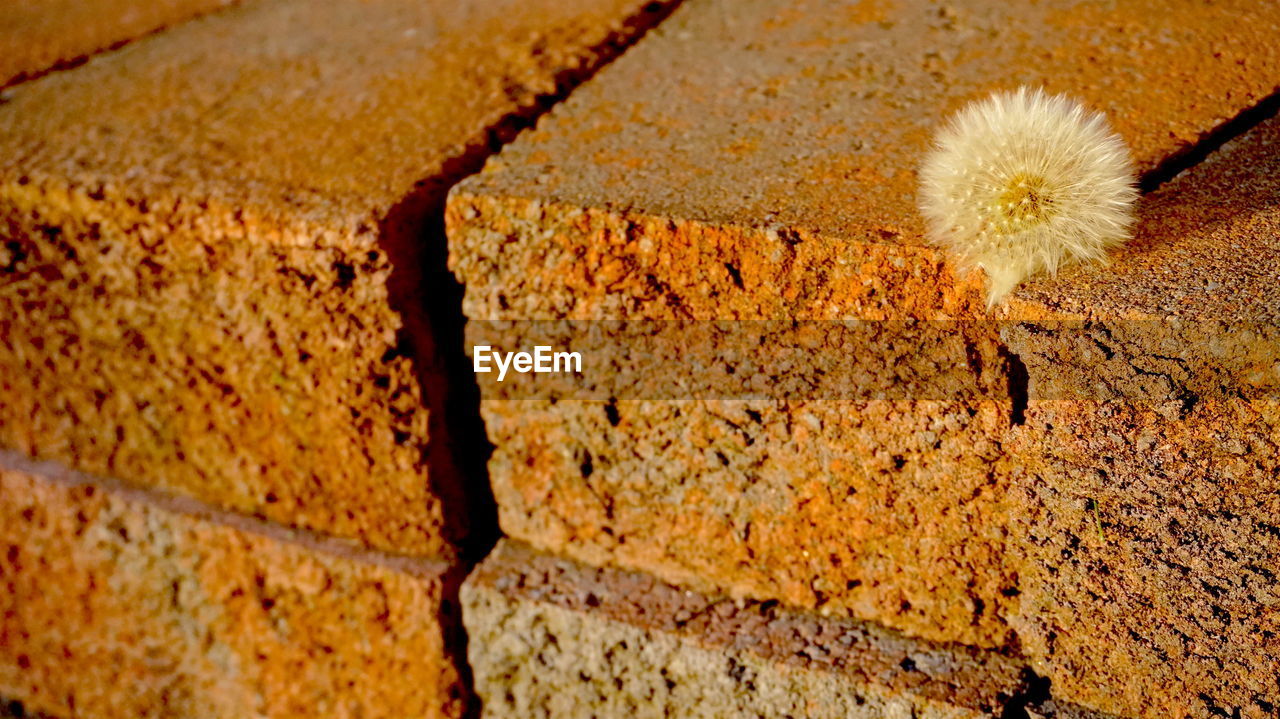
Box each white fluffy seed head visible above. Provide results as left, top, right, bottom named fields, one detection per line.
left=918, top=86, right=1138, bottom=307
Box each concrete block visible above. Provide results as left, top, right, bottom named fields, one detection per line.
left=462, top=540, right=1032, bottom=719
left=447, top=0, right=1280, bottom=645
left=0, top=450, right=466, bottom=718
left=0, top=0, right=678, bottom=555
left=1002, top=114, right=1280, bottom=718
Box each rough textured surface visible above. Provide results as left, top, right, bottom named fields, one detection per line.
left=0, top=0, right=236, bottom=89
left=1005, top=115, right=1280, bottom=322
left=479, top=396, right=1020, bottom=650
left=0, top=450, right=465, bottom=719
left=447, top=0, right=1280, bottom=646
left=453, top=0, right=1280, bottom=320
left=1001, top=116, right=1280, bottom=717
left=0, top=0, right=678, bottom=556
left=463, top=540, right=1031, bottom=719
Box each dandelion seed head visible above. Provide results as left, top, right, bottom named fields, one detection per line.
left=918, top=86, right=1138, bottom=306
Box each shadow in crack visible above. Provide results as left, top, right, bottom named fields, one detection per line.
left=375, top=9, right=689, bottom=707
left=376, top=0, right=688, bottom=565
left=1140, top=85, right=1280, bottom=193
left=381, top=178, right=497, bottom=563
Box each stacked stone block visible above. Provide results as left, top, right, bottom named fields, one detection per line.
left=1002, top=113, right=1280, bottom=718
left=1, top=451, right=466, bottom=718
left=448, top=0, right=1280, bottom=714
left=6, top=0, right=1280, bottom=714
left=463, top=540, right=1033, bottom=719
left=0, top=0, right=678, bottom=715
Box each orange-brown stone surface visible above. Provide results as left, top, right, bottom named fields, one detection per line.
left=0, top=0, right=677, bottom=556
left=463, top=540, right=1037, bottom=719
left=454, top=0, right=1280, bottom=321
left=0, top=450, right=465, bottom=719
left=447, top=0, right=1280, bottom=648
left=1000, top=116, right=1280, bottom=718
left=0, top=0, right=235, bottom=88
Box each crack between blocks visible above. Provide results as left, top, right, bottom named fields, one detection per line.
left=999, top=667, right=1052, bottom=719
left=380, top=0, right=687, bottom=570
left=0, top=448, right=458, bottom=581
left=1138, top=84, right=1280, bottom=193
left=373, top=7, right=687, bottom=717
left=1000, top=84, right=1280, bottom=423
left=0, top=1, right=248, bottom=92
left=998, top=343, right=1030, bottom=427
left=989, top=82, right=1280, bottom=678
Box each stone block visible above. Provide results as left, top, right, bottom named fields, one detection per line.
left=0, top=450, right=466, bottom=718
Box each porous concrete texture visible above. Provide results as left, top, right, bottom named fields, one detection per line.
left=0, top=0, right=236, bottom=88
left=451, top=0, right=1280, bottom=320
left=463, top=540, right=1038, bottom=719
left=475, top=395, right=1020, bottom=650
left=999, top=117, right=1280, bottom=717
left=447, top=0, right=1280, bottom=647
left=0, top=450, right=465, bottom=719
left=0, top=0, right=678, bottom=556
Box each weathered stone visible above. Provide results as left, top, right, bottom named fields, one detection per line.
left=0, top=0, right=235, bottom=88
left=1000, top=115, right=1280, bottom=719
left=463, top=540, right=1033, bottom=719
left=0, top=0, right=678, bottom=556
left=447, top=0, right=1280, bottom=646
left=0, top=450, right=466, bottom=719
